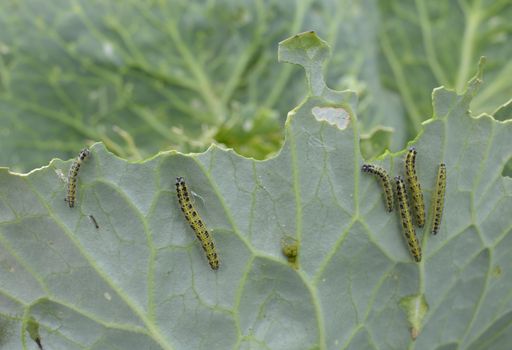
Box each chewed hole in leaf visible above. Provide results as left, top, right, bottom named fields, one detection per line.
left=311, top=106, right=350, bottom=129
left=360, top=127, right=393, bottom=159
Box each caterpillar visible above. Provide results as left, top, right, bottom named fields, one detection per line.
left=395, top=176, right=422, bottom=262
left=65, top=148, right=90, bottom=208
left=176, top=177, right=219, bottom=270
left=88, top=215, right=99, bottom=229
left=430, top=163, right=446, bottom=235
left=361, top=164, right=394, bottom=212
left=405, top=147, right=425, bottom=227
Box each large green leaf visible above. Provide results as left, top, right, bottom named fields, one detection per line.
left=1, top=32, right=511, bottom=350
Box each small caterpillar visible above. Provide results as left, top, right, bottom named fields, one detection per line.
left=65, top=148, right=90, bottom=208
left=430, top=163, right=446, bottom=235
left=176, top=177, right=219, bottom=270
left=88, top=215, right=99, bottom=229
left=395, top=176, right=422, bottom=262
left=361, top=164, right=394, bottom=212
left=405, top=147, right=425, bottom=227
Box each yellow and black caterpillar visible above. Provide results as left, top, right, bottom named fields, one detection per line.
left=65, top=148, right=90, bottom=208
left=361, top=164, right=394, bottom=212
left=405, top=147, right=425, bottom=227
left=395, top=176, right=422, bottom=262
left=430, top=163, right=447, bottom=235
left=176, top=177, right=219, bottom=270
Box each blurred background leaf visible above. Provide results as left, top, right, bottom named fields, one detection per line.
left=378, top=0, right=512, bottom=132
left=0, top=0, right=511, bottom=171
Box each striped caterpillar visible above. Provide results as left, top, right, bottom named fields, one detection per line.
left=405, top=147, right=425, bottom=227
left=65, top=148, right=90, bottom=208
left=176, top=177, right=219, bottom=270
left=395, top=176, right=422, bottom=262
left=361, top=164, right=394, bottom=212
left=430, top=163, right=446, bottom=235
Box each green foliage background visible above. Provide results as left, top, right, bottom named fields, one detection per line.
left=1, top=0, right=511, bottom=171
